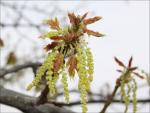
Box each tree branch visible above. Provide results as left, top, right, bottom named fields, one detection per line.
left=99, top=83, right=120, bottom=113
left=36, top=85, right=49, bottom=105
left=0, top=86, right=75, bottom=113
left=52, top=97, right=150, bottom=107
left=0, top=86, right=36, bottom=113
left=0, top=62, right=41, bottom=78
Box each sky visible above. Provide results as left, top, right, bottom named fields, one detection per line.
left=0, top=0, right=149, bottom=113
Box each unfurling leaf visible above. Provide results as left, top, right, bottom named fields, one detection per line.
left=64, top=32, right=78, bottom=42
left=114, top=57, right=126, bottom=68
left=7, top=52, right=17, bottom=65
left=68, top=12, right=81, bottom=25
left=117, top=69, right=123, bottom=73
left=81, top=12, right=88, bottom=21
left=53, top=53, right=64, bottom=73
left=47, top=18, right=60, bottom=30
left=128, top=56, right=133, bottom=68
left=129, top=67, right=138, bottom=71
left=68, top=12, right=76, bottom=24
left=50, top=36, right=63, bottom=41
left=83, top=16, right=102, bottom=25
left=133, top=72, right=144, bottom=79
left=83, top=28, right=104, bottom=37
left=44, top=42, right=58, bottom=51
left=67, top=55, right=77, bottom=77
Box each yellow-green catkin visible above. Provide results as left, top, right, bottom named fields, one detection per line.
left=46, top=51, right=58, bottom=96
left=121, top=76, right=125, bottom=100
left=80, top=86, right=88, bottom=113
left=46, top=73, right=59, bottom=96
left=27, top=64, right=46, bottom=90
left=124, top=83, right=131, bottom=113
left=132, top=79, right=137, bottom=113
left=27, top=51, right=57, bottom=91
left=86, top=48, right=94, bottom=82
left=61, top=69, right=70, bottom=103
left=77, top=47, right=88, bottom=113
left=121, top=76, right=129, bottom=113
left=120, top=72, right=138, bottom=113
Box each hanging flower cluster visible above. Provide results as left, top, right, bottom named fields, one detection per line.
left=114, top=57, right=144, bottom=113
left=27, top=12, right=104, bottom=113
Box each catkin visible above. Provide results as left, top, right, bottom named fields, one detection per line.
left=27, top=51, right=57, bottom=90
left=61, top=70, right=70, bottom=103
left=77, top=47, right=88, bottom=113
left=132, top=79, right=137, bottom=113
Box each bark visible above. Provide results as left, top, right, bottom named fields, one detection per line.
left=0, top=62, right=41, bottom=78
left=0, top=86, right=75, bottom=113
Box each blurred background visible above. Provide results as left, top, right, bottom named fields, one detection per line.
left=0, top=0, right=149, bottom=113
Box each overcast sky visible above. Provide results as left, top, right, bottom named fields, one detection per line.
left=1, top=0, right=149, bottom=113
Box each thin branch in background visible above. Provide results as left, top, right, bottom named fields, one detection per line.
left=52, top=98, right=150, bottom=107
left=99, top=82, right=120, bottom=113
left=0, top=62, right=41, bottom=78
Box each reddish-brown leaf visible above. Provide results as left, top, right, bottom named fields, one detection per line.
left=53, top=53, right=64, bottom=73
left=129, top=67, right=138, bottom=71
left=116, top=69, right=123, bottom=73
left=133, top=72, right=144, bottom=79
left=83, top=28, right=104, bottom=37
left=64, top=32, right=78, bottom=42
left=68, top=12, right=80, bottom=25
left=81, top=12, right=88, bottom=21
left=68, top=12, right=77, bottom=24
left=114, top=57, right=126, bottom=68
left=67, top=55, right=77, bottom=77
left=44, top=42, right=58, bottom=51
left=47, top=18, right=60, bottom=30
left=83, top=16, right=102, bottom=25
left=50, top=36, right=63, bottom=41
left=128, top=56, right=133, bottom=68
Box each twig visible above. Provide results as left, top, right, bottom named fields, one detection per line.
left=99, top=83, right=120, bottom=113
left=36, top=85, right=49, bottom=105
left=52, top=98, right=150, bottom=107
left=0, top=62, right=41, bottom=78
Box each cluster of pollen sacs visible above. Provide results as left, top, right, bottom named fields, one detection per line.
left=77, top=47, right=94, bottom=113
left=120, top=71, right=137, bottom=113
left=27, top=50, right=58, bottom=91
left=26, top=12, right=102, bottom=113
left=27, top=45, right=94, bottom=113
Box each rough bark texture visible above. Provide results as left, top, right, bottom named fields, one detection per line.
left=0, top=86, right=75, bottom=113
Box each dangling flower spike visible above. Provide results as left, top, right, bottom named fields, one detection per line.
left=114, top=56, right=144, bottom=113
left=27, top=12, right=104, bottom=113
